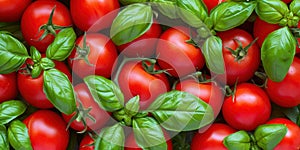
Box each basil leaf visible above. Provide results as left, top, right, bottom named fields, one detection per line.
left=210, top=1, right=256, bottom=31
left=84, top=75, right=124, bottom=112
left=261, top=27, right=296, bottom=82
left=0, top=31, right=29, bottom=74
left=43, top=68, right=76, bottom=115
left=30, top=47, right=41, bottom=63
left=223, top=130, right=251, bottom=150
left=147, top=90, right=214, bottom=131
left=254, top=124, right=287, bottom=150
left=0, top=125, right=9, bottom=150
left=40, top=57, right=55, bottom=70
left=46, top=27, right=76, bottom=61
left=133, top=117, right=167, bottom=149
left=8, top=120, right=32, bottom=150
left=290, top=0, right=300, bottom=18
left=0, top=100, right=27, bottom=125
left=119, top=0, right=148, bottom=5
left=31, top=65, right=43, bottom=79
left=281, top=106, right=300, bottom=124
left=125, top=96, right=140, bottom=117
left=110, top=3, right=153, bottom=46
left=150, top=0, right=179, bottom=19
left=255, top=0, right=288, bottom=24
left=94, top=123, right=124, bottom=150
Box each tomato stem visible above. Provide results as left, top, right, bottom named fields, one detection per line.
left=226, top=38, right=258, bottom=61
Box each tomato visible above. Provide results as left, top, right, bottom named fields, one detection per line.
left=0, top=0, right=32, bottom=22
left=0, top=72, right=18, bottom=103
left=202, top=0, right=226, bottom=13
left=21, top=0, right=72, bottom=52
left=62, top=83, right=111, bottom=132
left=23, top=110, right=69, bottom=150
left=217, top=28, right=260, bottom=86
left=70, top=0, right=119, bottom=31
left=282, top=0, right=292, bottom=4
left=79, top=134, right=95, bottom=150
left=68, top=33, right=118, bottom=79
left=266, top=118, right=300, bottom=150
left=156, top=26, right=205, bottom=77
left=265, top=57, right=300, bottom=107
left=222, top=83, right=271, bottom=131
left=190, top=123, right=236, bottom=150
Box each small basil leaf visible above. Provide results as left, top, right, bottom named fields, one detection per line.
left=43, top=69, right=76, bottom=115
left=40, top=57, right=55, bottom=70
left=281, top=106, right=300, bottom=124
left=150, top=0, right=179, bottom=19
left=254, top=124, right=287, bottom=150
left=223, top=130, right=251, bottom=150
left=110, top=3, right=153, bottom=46
left=46, top=27, right=76, bottom=61
left=261, top=27, right=296, bottom=82
left=125, top=96, right=140, bottom=117
left=0, top=31, right=29, bottom=74
left=30, top=47, right=41, bottom=63
left=8, top=120, right=32, bottom=150
left=147, top=90, right=214, bottom=132
left=94, top=123, right=124, bottom=150
left=255, top=0, right=288, bottom=24
left=31, top=65, right=43, bottom=79
left=84, top=75, right=124, bottom=112
left=133, top=117, right=167, bottom=149
left=290, top=0, right=300, bottom=18
left=0, top=100, right=27, bottom=125
left=119, top=0, right=147, bottom=5
left=0, top=125, right=9, bottom=150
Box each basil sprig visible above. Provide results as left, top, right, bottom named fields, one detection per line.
left=256, top=0, right=288, bottom=25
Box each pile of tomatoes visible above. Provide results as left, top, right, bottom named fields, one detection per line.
left=0, top=0, right=300, bottom=150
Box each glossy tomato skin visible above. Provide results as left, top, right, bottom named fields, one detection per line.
left=266, top=57, right=300, bottom=107
left=266, top=118, right=300, bottom=150
left=156, top=26, right=205, bottom=77
left=0, top=73, right=18, bottom=103
left=202, top=0, right=226, bottom=13
left=68, top=33, right=118, bottom=79
left=21, top=0, right=72, bottom=52
left=0, top=0, right=32, bottom=22
left=190, top=123, right=236, bottom=150
left=79, top=134, right=95, bottom=150
left=23, top=110, right=69, bottom=150
left=222, top=83, right=271, bottom=131
left=70, top=0, right=119, bottom=31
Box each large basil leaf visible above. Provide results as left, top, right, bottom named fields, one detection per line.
left=8, top=120, right=32, bottom=150
left=94, top=123, right=124, bottom=150
left=147, top=90, right=214, bottom=132
left=0, top=100, right=27, bottom=125
left=125, top=96, right=140, bottom=117
left=0, top=31, right=29, bottom=74
left=150, top=0, right=179, bottom=19
left=210, top=1, right=256, bottom=31
left=46, top=27, right=76, bottom=61
left=255, top=0, right=288, bottom=24
left=0, top=125, right=9, bottom=150
left=84, top=75, right=124, bottom=112
left=223, top=130, right=251, bottom=150
left=43, top=69, right=76, bottom=115
left=290, top=0, right=300, bottom=18
left=110, top=3, right=153, bottom=46
left=261, top=27, right=296, bottom=82
left=133, top=117, right=167, bottom=149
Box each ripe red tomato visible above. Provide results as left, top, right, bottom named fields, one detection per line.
left=0, top=73, right=18, bottom=103
left=282, top=0, right=292, bottom=4
left=23, top=110, right=69, bottom=150
left=202, top=0, right=226, bottom=13
left=70, top=0, right=120, bottom=31
left=21, top=0, right=72, bottom=52
left=62, top=83, right=111, bottom=132
left=68, top=33, right=118, bottom=79
left=156, top=26, right=205, bottom=77
left=190, top=123, right=237, bottom=150
left=222, top=83, right=271, bottom=131
left=265, top=57, right=300, bottom=107
left=266, top=118, right=300, bottom=150
left=79, top=134, right=95, bottom=150
left=0, top=0, right=32, bottom=22
left=217, top=28, right=260, bottom=86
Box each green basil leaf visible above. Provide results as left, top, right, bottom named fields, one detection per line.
left=147, top=90, right=214, bottom=132
left=254, top=124, right=287, bottom=150
left=110, top=3, right=153, bottom=46
left=281, top=106, right=300, bottom=124
left=119, top=0, right=148, bottom=5
left=133, top=117, right=167, bottom=149
left=43, top=69, right=76, bottom=115
left=30, top=47, right=41, bottom=63
left=84, top=75, right=124, bottom=112
left=0, top=100, right=27, bottom=125
left=0, top=125, right=9, bottom=150
left=223, top=130, right=251, bottom=150
left=210, top=1, right=256, bottom=31
left=125, top=96, right=140, bottom=117
left=46, top=27, right=76, bottom=61
left=290, top=0, right=300, bottom=17
left=261, top=27, right=296, bottom=82
left=40, top=57, right=55, bottom=70
left=0, top=31, right=29, bottom=74
left=94, top=123, right=124, bottom=150
left=8, top=120, right=32, bottom=150
left=255, top=0, right=288, bottom=24
left=150, top=0, right=179, bottom=19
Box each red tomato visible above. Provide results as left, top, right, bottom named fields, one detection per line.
left=282, top=0, right=292, bottom=3
left=222, top=83, right=271, bottom=131
left=70, top=0, right=119, bottom=31
left=266, top=118, right=300, bottom=150
left=190, top=123, right=237, bottom=150
left=202, top=0, right=226, bottom=13
left=68, top=33, right=118, bottom=79
left=217, top=28, right=260, bottom=86
left=79, top=134, right=95, bottom=150
left=21, top=0, right=72, bottom=52
left=0, top=0, right=32, bottom=22
left=62, top=83, right=111, bottom=132
left=23, top=110, right=69, bottom=150
left=156, top=26, right=205, bottom=77
left=265, top=57, right=300, bottom=107
left=0, top=73, right=18, bottom=102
